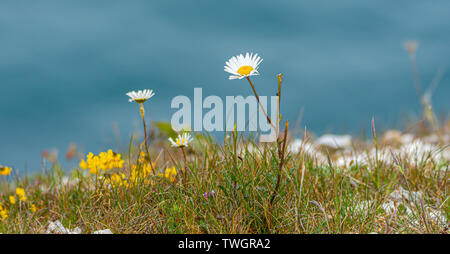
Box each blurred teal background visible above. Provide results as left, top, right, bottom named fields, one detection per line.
left=1, top=0, right=449, bottom=171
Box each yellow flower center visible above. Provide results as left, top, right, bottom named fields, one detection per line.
left=237, top=65, right=254, bottom=76
left=134, top=98, right=147, bottom=104
left=176, top=138, right=185, bottom=146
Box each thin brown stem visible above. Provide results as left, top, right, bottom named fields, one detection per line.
left=246, top=77, right=276, bottom=131
left=277, top=74, right=283, bottom=124
left=233, top=126, right=238, bottom=197
left=181, top=146, right=188, bottom=185
left=139, top=103, right=154, bottom=172
left=270, top=121, right=289, bottom=206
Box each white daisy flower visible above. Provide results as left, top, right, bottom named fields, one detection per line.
left=168, top=133, right=193, bottom=148
left=126, top=89, right=155, bottom=103
left=224, top=52, right=263, bottom=80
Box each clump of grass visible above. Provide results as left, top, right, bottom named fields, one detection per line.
left=0, top=119, right=448, bottom=234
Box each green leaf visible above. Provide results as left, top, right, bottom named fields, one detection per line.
left=153, top=121, right=178, bottom=139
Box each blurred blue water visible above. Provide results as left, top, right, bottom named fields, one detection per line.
left=0, top=0, right=449, bottom=171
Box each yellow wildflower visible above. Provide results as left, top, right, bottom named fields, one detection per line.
left=138, top=151, right=147, bottom=163
left=0, top=208, right=7, bottom=221
left=129, top=163, right=155, bottom=186
left=143, top=163, right=153, bottom=175
left=0, top=204, right=7, bottom=221
left=79, top=150, right=124, bottom=174
left=110, top=173, right=123, bottom=187
left=0, top=165, right=12, bottom=176
left=107, top=173, right=130, bottom=188
left=16, top=187, right=25, bottom=196
left=9, top=196, right=16, bottom=205
left=159, top=167, right=177, bottom=183
left=165, top=167, right=177, bottom=182
left=30, top=204, right=37, bottom=213
left=79, top=159, right=88, bottom=170
left=16, top=187, right=27, bottom=202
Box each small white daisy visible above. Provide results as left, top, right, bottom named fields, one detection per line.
left=126, top=89, right=155, bottom=103
left=224, top=52, right=263, bottom=80
left=168, top=133, right=193, bottom=148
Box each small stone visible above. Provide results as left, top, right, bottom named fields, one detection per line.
left=400, top=133, right=414, bottom=144
left=46, top=220, right=81, bottom=234
left=382, top=130, right=402, bottom=146
left=93, top=229, right=113, bottom=234
left=315, top=134, right=352, bottom=149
